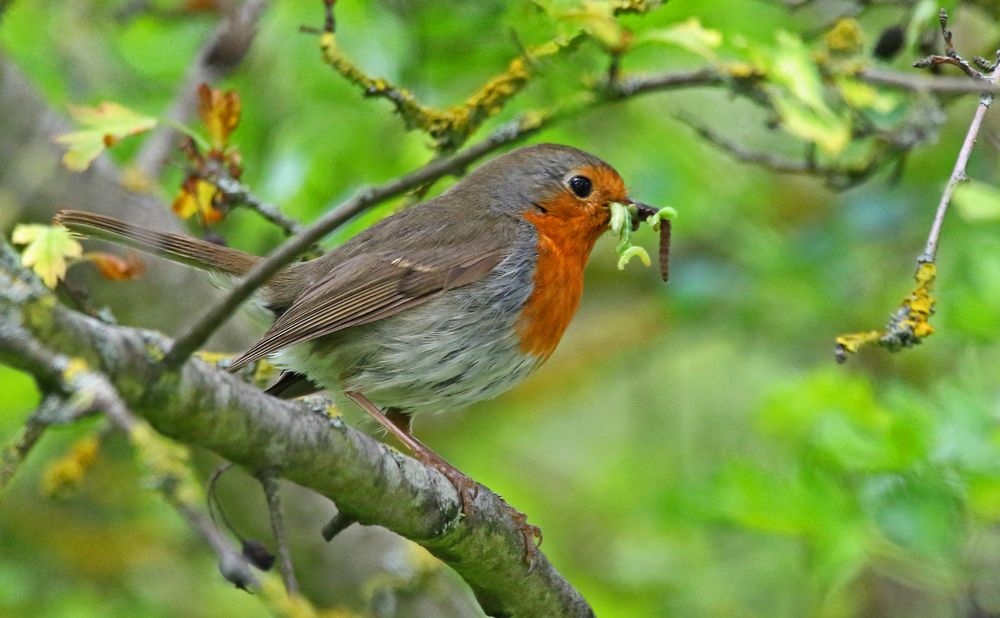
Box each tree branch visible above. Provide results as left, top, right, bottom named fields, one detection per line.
left=0, top=239, right=594, bottom=617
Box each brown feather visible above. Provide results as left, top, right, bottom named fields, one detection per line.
left=56, top=210, right=259, bottom=275
left=228, top=240, right=511, bottom=372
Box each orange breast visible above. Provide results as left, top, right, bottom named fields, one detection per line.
left=516, top=191, right=612, bottom=359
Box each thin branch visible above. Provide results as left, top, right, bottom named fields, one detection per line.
left=321, top=510, right=357, bottom=541
left=605, top=67, right=725, bottom=97
left=920, top=80, right=999, bottom=263
left=0, top=246, right=594, bottom=617
left=0, top=413, right=46, bottom=493
left=677, top=116, right=818, bottom=174
left=859, top=67, right=1000, bottom=94
left=133, top=0, right=268, bottom=179
left=259, top=472, right=299, bottom=596
left=675, top=115, right=886, bottom=188
left=912, top=9, right=985, bottom=81
left=211, top=172, right=304, bottom=236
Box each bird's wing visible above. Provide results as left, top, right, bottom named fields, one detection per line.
left=228, top=234, right=513, bottom=372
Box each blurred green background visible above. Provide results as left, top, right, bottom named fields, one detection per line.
left=5, top=1, right=1000, bottom=616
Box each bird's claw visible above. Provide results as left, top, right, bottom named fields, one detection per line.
left=510, top=508, right=543, bottom=569
left=420, top=454, right=479, bottom=517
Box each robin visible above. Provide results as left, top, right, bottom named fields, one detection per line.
left=57, top=143, right=660, bottom=558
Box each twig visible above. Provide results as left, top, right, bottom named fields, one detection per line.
left=321, top=510, right=357, bottom=541
left=859, top=68, right=1000, bottom=94
left=677, top=116, right=820, bottom=174
left=211, top=173, right=304, bottom=236
left=919, top=70, right=999, bottom=263
left=259, top=472, right=299, bottom=596
left=675, top=115, right=881, bottom=187
left=133, top=0, right=268, bottom=179
left=0, top=413, right=46, bottom=493
left=912, top=10, right=985, bottom=81
left=606, top=67, right=725, bottom=97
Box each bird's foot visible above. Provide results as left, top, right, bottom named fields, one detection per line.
left=506, top=502, right=543, bottom=568
left=414, top=449, right=479, bottom=517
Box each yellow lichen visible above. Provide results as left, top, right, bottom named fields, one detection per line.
left=835, top=262, right=937, bottom=361
left=834, top=330, right=881, bottom=355
left=61, top=357, right=89, bottom=382
left=406, top=543, right=441, bottom=572
left=824, top=18, right=863, bottom=55
left=724, top=62, right=764, bottom=79
left=897, top=261, right=936, bottom=338
left=42, top=434, right=100, bottom=497
left=127, top=423, right=201, bottom=505
left=194, top=351, right=234, bottom=366
left=258, top=575, right=363, bottom=618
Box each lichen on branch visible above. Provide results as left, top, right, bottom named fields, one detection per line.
left=835, top=261, right=936, bottom=362
left=319, top=31, right=572, bottom=152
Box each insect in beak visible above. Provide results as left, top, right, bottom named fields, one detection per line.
left=629, top=200, right=672, bottom=283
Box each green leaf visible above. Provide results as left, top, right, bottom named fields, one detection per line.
left=11, top=223, right=83, bottom=287
left=53, top=102, right=158, bottom=171
left=535, top=0, right=624, bottom=49
left=771, top=93, right=850, bottom=155
left=769, top=31, right=826, bottom=111
left=751, top=31, right=850, bottom=154
left=633, top=18, right=723, bottom=59
left=836, top=77, right=899, bottom=114
left=954, top=181, right=1000, bottom=222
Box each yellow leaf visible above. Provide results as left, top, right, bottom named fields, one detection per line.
left=539, top=0, right=625, bottom=50
left=634, top=18, right=723, bottom=59
left=53, top=102, right=158, bottom=171
left=11, top=223, right=84, bottom=287
left=836, top=78, right=899, bottom=113
left=772, top=94, right=850, bottom=155
left=172, top=177, right=224, bottom=224
left=197, top=83, right=241, bottom=150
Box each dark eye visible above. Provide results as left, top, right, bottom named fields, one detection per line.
left=568, top=175, right=592, bottom=198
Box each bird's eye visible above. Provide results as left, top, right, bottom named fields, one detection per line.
left=568, top=175, right=593, bottom=199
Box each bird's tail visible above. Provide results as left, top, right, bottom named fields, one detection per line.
left=55, top=210, right=259, bottom=276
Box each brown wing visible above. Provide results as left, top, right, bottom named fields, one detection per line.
left=228, top=242, right=509, bottom=372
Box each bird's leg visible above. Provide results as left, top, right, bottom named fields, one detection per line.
left=345, top=391, right=478, bottom=516
left=345, top=391, right=541, bottom=565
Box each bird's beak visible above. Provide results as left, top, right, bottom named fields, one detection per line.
left=628, top=200, right=659, bottom=231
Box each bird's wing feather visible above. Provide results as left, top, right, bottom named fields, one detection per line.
left=228, top=234, right=513, bottom=372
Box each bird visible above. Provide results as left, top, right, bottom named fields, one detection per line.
left=56, top=143, right=659, bottom=559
